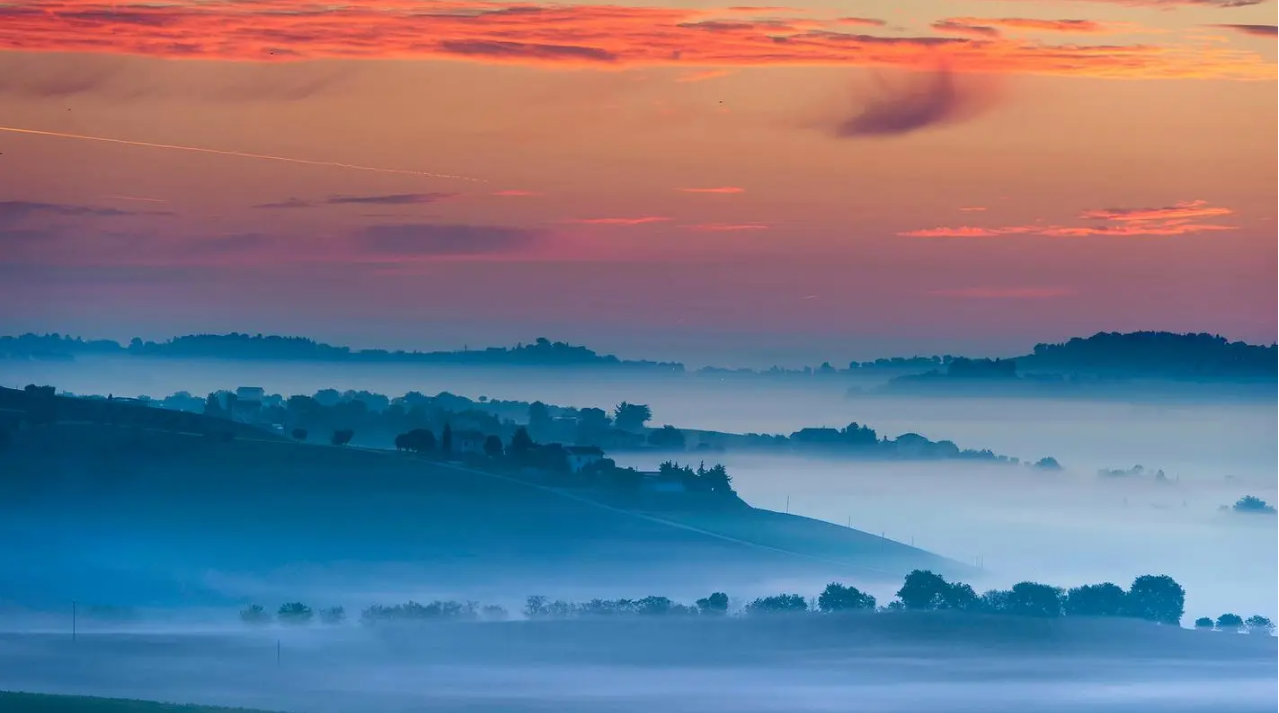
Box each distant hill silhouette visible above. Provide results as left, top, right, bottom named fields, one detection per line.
left=0, top=333, right=684, bottom=371
left=2, top=330, right=1272, bottom=384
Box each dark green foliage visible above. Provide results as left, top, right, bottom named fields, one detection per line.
left=1064, top=583, right=1127, bottom=617
left=360, top=600, right=479, bottom=625
left=330, top=429, right=354, bottom=447
left=817, top=582, right=876, bottom=612
left=238, top=604, right=270, bottom=626
left=1125, top=575, right=1185, bottom=625
left=695, top=592, right=729, bottom=616
left=276, top=602, right=313, bottom=626
left=1232, top=496, right=1277, bottom=515
left=895, top=570, right=978, bottom=611
left=483, top=434, right=504, bottom=457
left=745, top=594, right=808, bottom=615
left=647, top=425, right=686, bottom=449
left=394, top=428, right=435, bottom=453
left=1217, top=613, right=1244, bottom=631
left=985, top=582, right=1064, bottom=618
left=1245, top=615, right=1274, bottom=634
left=612, top=402, right=652, bottom=431
left=1193, top=617, right=1214, bottom=629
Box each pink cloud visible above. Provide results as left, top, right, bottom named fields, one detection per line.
left=902, top=200, right=1237, bottom=238
left=959, top=206, right=988, bottom=212
left=678, top=186, right=746, bottom=194
left=680, top=222, right=769, bottom=232
left=899, top=225, right=1034, bottom=238
left=491, top=189, right=543, bottom=197
left=565, top=217, right=672, bottom=226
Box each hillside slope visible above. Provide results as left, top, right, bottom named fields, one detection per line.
left=0, top=423, right=959, bottom=607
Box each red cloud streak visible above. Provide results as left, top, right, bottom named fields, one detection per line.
left=0, top=1, right=1271, bottom=80
left=900, top=200, right=1238, bottom=238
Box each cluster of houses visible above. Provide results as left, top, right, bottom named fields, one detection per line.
left=222, top=386, right=686, bottom=494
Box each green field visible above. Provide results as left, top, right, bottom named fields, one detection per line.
left=0, top=692, right=286, bottom=713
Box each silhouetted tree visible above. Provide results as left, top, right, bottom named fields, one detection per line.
left=1064, top=582, right=1126, bottom=617
left=1193, top=617, right=1214, bottom=630
left=527, top=401, right=552, bottom=440
left=506, top=424, right=532, bottom=458
left=1245, top=615, right=1274, bottom=635
left=1125, top=574, right=1185, bottom=625
left=1001, top=582, right=1064, bottom=618
left=1033, top=457, right=1062, bottom=471
left=277, top=602, right=314, bottom=626
left=483, top=434, right=504, bottom=457
left=481, top=604, right=509, bottom=621
left=1232, top=496, right=1277, bottom=515
left=702, top=464, right=733, bottom=495
left=745, top=593, right=808, bottom=614
left=239, top=604, right=271, bottom=626
left=291, top=427, right=307, bottom=442
left=695, top=592, right=730, bottom=616
left=817, top=583, right=877, bottom=612
left=319, top=606, right=346, bottom=625
left=575, top=407, right=611, bottom=445
left=1216, top=613, right=1244, bottom=632
left=441, top=423, right=453, bottom=454
left=330, top=428, right=354, bottom=447
left=613, top=402, right=652, bottom=431
left=896, top=570, right=976, bottom=611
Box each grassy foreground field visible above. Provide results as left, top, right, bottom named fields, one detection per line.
left=0, top=691, right=286, bottom=713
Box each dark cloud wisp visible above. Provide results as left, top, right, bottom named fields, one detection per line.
left=354, top=223, right=542, bottom=256
left=829, top=67, right=999, bottom=139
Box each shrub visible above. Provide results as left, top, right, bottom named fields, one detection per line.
left=239, top=604, right=271, bottom=626
left=319, top=606, right=346, bottom=625
left=277, top=602, right=314, bottom=626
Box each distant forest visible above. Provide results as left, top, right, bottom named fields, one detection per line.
left=1, top=330, right=1274, bottom=381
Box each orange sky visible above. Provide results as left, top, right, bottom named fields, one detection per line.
left=0, top=0, right=1275, bottom=363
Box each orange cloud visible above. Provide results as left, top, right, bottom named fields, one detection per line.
left=566, top=217, right=672, bottom=226
left=932, top=20, right=1001, bottom=38
left=678, top=187, right=746, bottom=194
left=929, top=287, right=1074, bottom=298
left=492, top=190, right=542, bottom=197
left=901, top=200, right=1238, bottom=238
left=0, top=1, right=1271, bottom=80
left=1078, top=199, right=1232, bottom=222
left=681, top=222, right=770, bottom=231
left=959, top=206, right=988, bottom=212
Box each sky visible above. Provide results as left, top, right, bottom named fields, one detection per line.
left=0, top=0, right=1275, bottom=365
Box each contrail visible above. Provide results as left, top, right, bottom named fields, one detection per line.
left=0, top=125, right=485, bottom=183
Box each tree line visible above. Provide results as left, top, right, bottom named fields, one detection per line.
left=236, top=570, right=1275, bottom=634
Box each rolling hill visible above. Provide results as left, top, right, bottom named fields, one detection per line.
left=0, top=401, right=961, bottom=608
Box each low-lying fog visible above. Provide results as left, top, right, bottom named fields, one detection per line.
left=5, top=357, right=1275, bottom=622
left=6, top=356, right=1274, bottom=476
left=612, top=455, right=1278, bottom=620
left=1, top=619, right=1275, bottom=713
